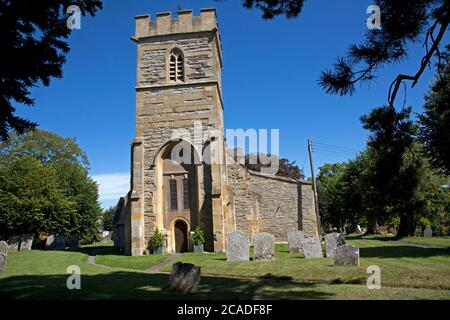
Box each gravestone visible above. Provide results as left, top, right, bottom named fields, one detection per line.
left=46, top=235, right=56, bottom=250
left=55, top=235, right=66, bottom=250
left=325, top=233, right=346, bottom=258
left=0, top=241, right=8, bottom=272
left=423, top=226, right=433, bottom=237
left=287, top=230, right=304, bottom=253
left=226, top=231, right=249, bottom=262
left=334, top=245, right=360, bottom=267
left=253, top=233, right=275, bottom=261
left=19, top=234, right=33, bottom=251
left=300, top=237, right=323, bottom=259
left=7, top=236, right=21, bottom=251
left=69, top=235, right=79, bottom=251
left=167, top=262, right=201, bottom=293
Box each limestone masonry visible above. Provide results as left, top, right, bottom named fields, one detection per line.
left=113, top=8, right=318, bottom=255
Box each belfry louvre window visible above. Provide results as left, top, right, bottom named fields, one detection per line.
left=183, top=179, right=190, bottom=210
left=169, top=179, right=178, bottom=210
left=169, top=49, right=184, bottom=82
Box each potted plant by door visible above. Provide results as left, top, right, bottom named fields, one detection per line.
left=151, top=228, right=166, bottom=254
left=190, top=227, right=205, bottom=253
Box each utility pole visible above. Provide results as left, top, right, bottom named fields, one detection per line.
left=308, top=139, right=321, bottom=234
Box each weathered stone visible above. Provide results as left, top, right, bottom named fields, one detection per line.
left=19, top=234, right=33, bottom=251
left=167, top=262, right=201, bottom=293
left=55, top=235, right=66, bottom=250
left=300, top=237, right=323, bottom=259
left=226, top=231, right=249, bottom=261
left=334, top=245, right=360, bottom=267
left=325, top=233, right=345, bottom=258
left=69, top=235, right=79, bottom=251
left=46, top=235, right=56, bottom=250
left=424, top=226, right=433, bottom=237
left=287, top=230, right=304, bottom=253
left=0, top=241, right=7, bottom=272
left=253, top=232, right=275, bottom=261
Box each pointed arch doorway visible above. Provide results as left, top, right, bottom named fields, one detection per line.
left=174, top=220, right=188, bottom=253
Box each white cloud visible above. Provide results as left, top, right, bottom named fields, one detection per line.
left=92, top=172, right=130, bottom=208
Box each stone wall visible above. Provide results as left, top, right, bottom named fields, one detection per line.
left=226, top=151, right=318, bottom=241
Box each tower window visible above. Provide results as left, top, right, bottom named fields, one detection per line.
left=169, top=48, right=184, bottom=82
left=169, top=179, right=178, bottom=210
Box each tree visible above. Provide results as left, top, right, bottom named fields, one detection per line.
left=0, top=129, right=102, bottom=242
left=240, top=0, right=305, bottom=19
left=418, top=47, right=450, bottom=175
left=102, top=205, right=117, bottom=232
left=0, top=156, right=74, bottom=239
left=319, top=0, right=449, bottom=108
left=0, top=0, right=103, bottom=141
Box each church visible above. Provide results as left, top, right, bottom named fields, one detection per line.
left=113, top=8, right=319, bottom=256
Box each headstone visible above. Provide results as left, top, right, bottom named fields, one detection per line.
left=7, top=236, right=21, bottom=251
left=300, top=237, right=323, bottom=259
left=45, top=234, right=56, bottom=250
left=69, top=235, right=79, bottom=250
left=19, top=234, right=33, bottom=251
left=423, top=226, right=433, bottom=237
left=0, top=241, right=8, bottom=272
left=253, top=233, right=275, bottom=261
left=356, top=225, right=363, bottom=234
left=325, top=233, right=346, bottom=258
left=167, top=262, right=201, bottom=293
left=287, top=230, right=304, bottom=253
left=55, top=235, right=66, bottom=250
left=334, top=245, right=360, bottom=267
left=226, top=231, right=249, bottom=262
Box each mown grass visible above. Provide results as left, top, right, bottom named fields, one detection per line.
left=399, top=236, right=450, bottom=248
left=0, top=237, right=449, bottom=300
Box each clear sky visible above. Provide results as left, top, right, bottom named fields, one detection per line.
left=15, top=0, right=449, bottom=208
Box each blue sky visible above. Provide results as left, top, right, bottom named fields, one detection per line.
left=15, top=0, right=449, bottom=208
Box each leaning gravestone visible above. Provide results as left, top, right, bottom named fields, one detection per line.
left=167, top=262, right=201, bottom=293
left=226, top=231, right=249, bottom=262
left=46, top=234, right=56, bottom=250
left=55, top=235, right=66, bottom=250
left=423, top=226, right=433, bottom=237
left=0, top=241, right=8, bottom=272
left=7, top=236, right=21, bottom=251
left=287, top=230, right=304, bottom=253
left=300, top=237, right=323, bottom=259
left=253, top=233, right=275, bottom=261
left=325, top=233, right=346, bottom=258
left=19, top=234, right=33, bottom=251
left=69, top=235, right=79, bottom=251
left=334, top=245, right=360, bottom=267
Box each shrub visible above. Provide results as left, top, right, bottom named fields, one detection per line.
left=150, top=228, right=166, bottom=248
left=190, top=226, right=205, bottom=245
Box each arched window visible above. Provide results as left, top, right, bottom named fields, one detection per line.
left=169, top=48, right=184, bottom=82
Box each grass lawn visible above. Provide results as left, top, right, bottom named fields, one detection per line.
left=0, top=236, right=449, bottom=300
left=399, top=236, right=450, bottom=249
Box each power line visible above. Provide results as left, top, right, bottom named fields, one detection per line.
left=313, top=141, right=359, bottom=152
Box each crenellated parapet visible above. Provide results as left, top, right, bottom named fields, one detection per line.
left=134, top=8, right=218, bottom=39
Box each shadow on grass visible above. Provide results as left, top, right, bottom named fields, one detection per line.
left=360, top=246, right=450, bottom=259
left=0, top=272, right=334, bottom=300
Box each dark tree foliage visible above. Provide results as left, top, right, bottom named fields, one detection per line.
left=0, top=0, right=103, bottom=142
left=418, top=48, right=450, bottom=175
left=361, top=107, right=425, bottom=237
left=241, top=0, right=305, bottom=19
left=236, top=153, right=305, bottom=180
left=319, top=0, right=450, bottom=107
left=102, top=205, right=117, bottom=232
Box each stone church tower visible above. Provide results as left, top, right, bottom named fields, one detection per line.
left=113, top=8, right=319, bottom=256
